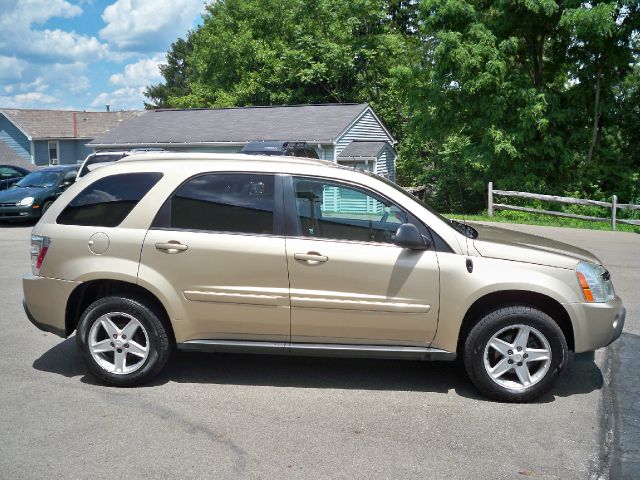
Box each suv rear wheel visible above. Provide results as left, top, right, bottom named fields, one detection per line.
left=463, top=306, right=568, bottom=402
left=76, top=296, right=171, bottom=386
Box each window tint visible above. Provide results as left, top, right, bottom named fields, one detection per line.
left=167, top=173, right=275, bottom=234
left=61, top=170, right=77, bottom=182
left=293, top=177, right=407, bottom=244
left=57, top=172, right=162, bottom=227
left=0, top=167, right=23, bottom=179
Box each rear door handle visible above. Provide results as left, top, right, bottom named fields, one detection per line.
left=294, top=252, right=328, bottom=264
left=155, top=241, right=188, bottom=253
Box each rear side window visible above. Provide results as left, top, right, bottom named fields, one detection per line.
left=156, top=173, right=275, bottom=235
left=57, top=172, right=162, bottom=227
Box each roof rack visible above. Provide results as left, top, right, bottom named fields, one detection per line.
left=118, top=151, right=336, bottom=167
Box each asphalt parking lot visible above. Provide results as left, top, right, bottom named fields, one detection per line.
left=0, top=222, right=637, bottom=479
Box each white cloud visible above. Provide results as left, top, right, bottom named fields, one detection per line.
left=0, top=56, right=26, bottom=81
left=0, top=91, right=60, bottom=108
left=100, top=0, right=205, bottom=51
left=91, top=86, right=147, bottom=110
left=0, top=0, right=108, bottom=63
left=109, top=54, right=164, bottom=86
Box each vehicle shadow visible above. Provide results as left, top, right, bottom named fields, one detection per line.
left=0, top=219, right=37, bottom=228
left=32, top=337, right=603, bottom=402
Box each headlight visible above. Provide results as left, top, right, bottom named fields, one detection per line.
left=576, top=261, right=614, bottom=303
left=18, top=196, right=34, bottom=207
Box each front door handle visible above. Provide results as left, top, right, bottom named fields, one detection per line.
left=294, top=252, right=328, bottom=264
left=155, top=241, right=188, bottom=254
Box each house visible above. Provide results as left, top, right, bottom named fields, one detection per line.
left=89, top=103, right=397, bottom=181
left=0, top=109, right=142, bottom=167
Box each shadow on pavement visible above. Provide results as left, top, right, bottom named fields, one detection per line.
left=33, top=337, right=603, bottom=402
left=0, top=219, right=37, bottom=228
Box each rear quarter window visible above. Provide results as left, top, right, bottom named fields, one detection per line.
left=57, top=172, right=163, bottom=227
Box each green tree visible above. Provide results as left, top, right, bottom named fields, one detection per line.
left=405, top=0, right=639, bottom=211
left=145, top=37, right=195, bottom=109
left=145, top=0, right=416, bottom=138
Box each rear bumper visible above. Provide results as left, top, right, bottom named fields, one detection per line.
left=563, top=297, right=626, bottom=353
left=22, top=274, right=81, bottom=338
left=23, top=299, right=66, bottom=337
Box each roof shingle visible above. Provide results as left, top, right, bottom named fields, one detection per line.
left=338, top=141, right=388, bottom=158
left=0, top=109, right=143, bottom=140
left=89, top=103, right=370, bottom=146
left=0, top=139, right=37, bottom=171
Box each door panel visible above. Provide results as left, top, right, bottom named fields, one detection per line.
left=286, top=176, right=440, bottom=346
left=286, top=239, right=439, bottom=346
left=138, top=172, right=290, bottom=343
left=140, top=230, right=290, bottom=342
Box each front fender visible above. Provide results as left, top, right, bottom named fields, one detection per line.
left=432, top=253, right=580, bottom=352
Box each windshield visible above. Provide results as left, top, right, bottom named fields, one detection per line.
left=15, top=170, right=61, bottom=188
left=363, top=171, right=477, bottom=238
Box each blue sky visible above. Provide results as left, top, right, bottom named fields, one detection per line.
left=0, top=0, right=206, bottom=111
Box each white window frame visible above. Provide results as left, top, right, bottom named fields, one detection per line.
left=48, top=140, right=59, bottom=165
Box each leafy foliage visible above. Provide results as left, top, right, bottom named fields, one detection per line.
left=147, top=0, right=639, bottom=213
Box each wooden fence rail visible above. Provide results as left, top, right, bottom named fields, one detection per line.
left=487, top=182, right=640, bottom=230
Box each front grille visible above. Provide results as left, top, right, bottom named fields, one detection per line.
left=0, top=202, right=17, bottom=207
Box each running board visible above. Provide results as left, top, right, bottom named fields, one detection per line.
left=177, top=340, right=456, bottom=361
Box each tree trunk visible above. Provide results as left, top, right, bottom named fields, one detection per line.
left=587, top=68, right=602, bottom=165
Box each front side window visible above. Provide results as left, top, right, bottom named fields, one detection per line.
left=292, top=177, right=407, bottom=244
left=57, top=172, right=162, bottom=227
left=162, top=173, right=275, bottom=235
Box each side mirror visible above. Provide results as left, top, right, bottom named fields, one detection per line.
left=394, top=223, right=431, bottom=250
left=60, top=180, right=74, bottom=189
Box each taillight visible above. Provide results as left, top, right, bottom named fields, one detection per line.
left=30, top=235, right=51, bottom=275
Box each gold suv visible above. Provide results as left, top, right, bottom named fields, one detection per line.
left=22, top=153, right=625, bottom=402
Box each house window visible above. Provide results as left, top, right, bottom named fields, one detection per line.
left=48, top=141, right=59, bottom=165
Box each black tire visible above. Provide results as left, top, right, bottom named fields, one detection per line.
left=463, top=306, right=568, bottom=403
left=41, top=201, right=53, bottom=215
left=76, top=296, right=171, bottom=387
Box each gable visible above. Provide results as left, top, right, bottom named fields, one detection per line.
left=335, top=108, right=394, bottom=157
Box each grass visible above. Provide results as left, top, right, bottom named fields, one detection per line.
left=446, top=210, right=640, bottom=233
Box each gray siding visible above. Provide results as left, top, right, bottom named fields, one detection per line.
left=317, top=145, right=334, bottom=161
left=335, top=109, right=392, bottom=158
left=375, top=146, right=396, bottom=182
left=75, top=142, right=94, bottom=163
left=0, top=114, right=31, bottom=162
left=58, top=140, right=80, bottom=165
left=32, top=141, right=49, bottom=166
left=34, top=139, right=91, bottom=165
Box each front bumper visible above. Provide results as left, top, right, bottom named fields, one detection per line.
left=0, top=204, right=40, bottom=220
left=563, top=296, right=626, bottom=353
left=22, top=274, right=81, bottom=338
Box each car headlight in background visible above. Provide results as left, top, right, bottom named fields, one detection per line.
left=576, top=261, right=615, bottom=303
left=18, top=196, right=34, bottom=207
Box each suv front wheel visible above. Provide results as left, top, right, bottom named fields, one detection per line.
left=76, top=296, right=171, bottom=386
left=463, top=306, right=568, bottom=402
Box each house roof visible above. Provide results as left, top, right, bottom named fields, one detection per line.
left=0, top=139, right=37, bottom=171
left=89, top=103, right=371, bottom=146
left=338, top=141, right=389, bottom=158
left=0, top=109, right=143, bottom=140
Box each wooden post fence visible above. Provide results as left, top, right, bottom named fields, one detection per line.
left=487, top=183, right=640, bottom=230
